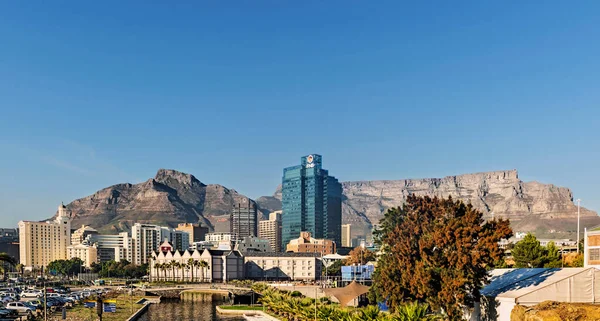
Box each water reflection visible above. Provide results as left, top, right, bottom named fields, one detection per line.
left=137, top=299, right=243, bottom=321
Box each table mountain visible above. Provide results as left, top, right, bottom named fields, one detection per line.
left=256, top=170, right=599, bottom=240
left=58, top=169, right=255, bottom=234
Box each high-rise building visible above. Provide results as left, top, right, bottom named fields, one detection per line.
left=341, top=224, right=352, bottom=247
left=18, top=203, right=72, bottom=270
left=230, top=201, right=258, bottom=240
left=281, top=154, right=342, bottom=249
left=131, top=223, right=189, bottom=265
left=176, top=223, right=209, bottom=247
left=259, top=211, right=282, bottom=252
left=71, top=225, right=98, bottom=246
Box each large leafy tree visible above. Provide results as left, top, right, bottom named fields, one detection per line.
left=372, top=195, right=512, bottom=320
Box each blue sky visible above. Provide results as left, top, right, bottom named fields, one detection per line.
left=1, top=2, right=599, bottom=227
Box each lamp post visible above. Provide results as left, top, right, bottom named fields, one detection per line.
left=577, top=199, right=581, bottom=253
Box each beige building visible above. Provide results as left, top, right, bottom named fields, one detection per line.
left=71, top=225, right=98, bottom=245
left=286, top=231, right=336, bottom=255
left=67, top=243, right=98, bottom=268
left=258, top=211, right=282, bottom=252
left=585, top=226, right=600, bottom=268
left=19, top=203, right=72, bottom=270
left=341, top=224, right=352, bottom=247
left=176, top=223, right=209, bottom=246
left=245, top=252, right=321, bottom=281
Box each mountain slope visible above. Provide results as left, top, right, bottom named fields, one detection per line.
left=260, top=170, right=599, bottom=239
left=60, top=169, right=255, bottom=233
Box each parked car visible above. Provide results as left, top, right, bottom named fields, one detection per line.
left=5, top=302, right=34, bottom=315
left=0, top=307, right=18, bottom=318
left=21, top=290, right=42, bottom=298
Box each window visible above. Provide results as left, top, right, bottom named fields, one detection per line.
left=590, top=249, right=600, bottom=261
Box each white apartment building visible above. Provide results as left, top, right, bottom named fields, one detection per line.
left=19, top=204, right=72, bottom=270
left=205, top=232, right=235, bottom=243
left=258, top=211, right=282, bottom=252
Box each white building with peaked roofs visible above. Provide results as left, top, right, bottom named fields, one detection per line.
left=19, top=203, right=72, bottom=270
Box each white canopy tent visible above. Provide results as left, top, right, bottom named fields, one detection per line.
left=474, top=268, right=600, bottom=321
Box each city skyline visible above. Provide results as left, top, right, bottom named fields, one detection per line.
left=1, top=2, right=600, bottom=226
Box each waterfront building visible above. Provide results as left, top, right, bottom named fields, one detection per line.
left=281, top=154, right=342, bottom=249
left=67, top=242, right=98, bottom=268
left=149, top=246, right=244, bottom=283
left=258, top=211, right=282, bottom=252
left=176, top=223, right=209, bottom=246
left=244, top=252, right=322, bottom=281
left=230, top=201, right=258, bottom=240
left=235, top=236, right=272, bottom=253
left=341, top=224, right=352, bottom=248
left=286, top=231, right=336, bottom=255
left=71, top=225, right=98, bottom=245
left=18, top=203, right=72, bottom=270
left=89, top=232, right=133, bottom=263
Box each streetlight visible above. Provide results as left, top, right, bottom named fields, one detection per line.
left=577, top=199, right=581, bottom=253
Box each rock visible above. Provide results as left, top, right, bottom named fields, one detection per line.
left=263, top=170, right=599, bottom=239
left=54, top=169, right=255, bottom=233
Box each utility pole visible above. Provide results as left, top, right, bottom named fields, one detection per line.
left=43, top=275, right=47, bottom=321
left=577, top=199, right=582, bottom=253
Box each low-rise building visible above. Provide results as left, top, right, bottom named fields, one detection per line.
left=244, top=252, right=322, bottom=281
left=67, top=242, right=98, bottom=268
left=286, top=231, right=336, bottom=255
left=206, top=232, right=235, bottom=243
left=149, top=244, right=244, bottom=283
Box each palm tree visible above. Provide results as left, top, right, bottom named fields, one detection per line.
left=187, top=258, right=195, bottom=282
left=182, top=262, right=188, bottom=282
left=153, top=263, right=161, bottom=282
left=160, top=263, right=168, bottom=282
left=198, top=260, right=208, bottom=283
left=169, top=260, right=177, bottom=282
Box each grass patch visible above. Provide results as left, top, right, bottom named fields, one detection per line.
left=220, top=305, right=265, bottom=311
left=55, top=294, right=146, bottom=321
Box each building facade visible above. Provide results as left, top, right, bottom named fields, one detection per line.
left=230, top=201, right=258, bottom=240
left=131, top=223, right=189, bottom=265
left=258, top=211, right=282, bottom=252
left=245, top=252, right=321, bottom=281
left=286, top=231, right=336, bottom=255
left=67, top=243, right=98, bottom=268
left=235, top=236, right=272, bottom=253
left=176, top=223, right=209, bottom=246
left=18, top=204, right=72, bottom=270
left=90, top=232, right=133, bottom=263
left=585, top=226, right=600, bottom=268
left=341, top=224, right=352, bottom=248
left=281, top=154, right=342, bottom=249
left=71, top=225, right=98, bottom=246
left=205, top=232, right=235, bottom=243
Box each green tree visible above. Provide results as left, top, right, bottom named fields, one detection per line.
left=544, top=241, right=562, bottom=268
left=372, top=195, right=512, bottom=320
left=323, top=259, right=343, bottom=276
left=511, top=233, right=547, bottom=268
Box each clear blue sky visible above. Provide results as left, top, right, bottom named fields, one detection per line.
left=1, top=2, right=599, bottom=227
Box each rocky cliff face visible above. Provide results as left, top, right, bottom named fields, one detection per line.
left=261, top=170, right=599, bottom=239
left=59, top=169, right=255, bottom=233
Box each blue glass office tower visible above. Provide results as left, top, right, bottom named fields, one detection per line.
left=281, top=155, right=342, bottom=251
